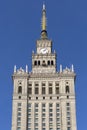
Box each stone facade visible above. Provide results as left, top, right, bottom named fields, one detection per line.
left=11, top=4, right=77, bottom=130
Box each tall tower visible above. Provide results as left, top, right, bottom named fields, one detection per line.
left=11, top=4, right=77, bottom=130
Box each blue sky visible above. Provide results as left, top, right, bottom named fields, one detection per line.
left=0, top=0, right=87, bottom=130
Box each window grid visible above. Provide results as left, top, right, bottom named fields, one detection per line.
left=34, top=104, right=39, bottom=129
left=66, top=103, right=71, bottom=130
left=42, top=104, right=46, bottom=129
left=49, top=104, right=53, bottom=129
left=42, top=87, right=46, bottom=95
left=35, top=87, right=39, bottom=94
left=28, top=103, right=32, bottom=129
left=56, top=103, right=61, bottom=129
left=17, top=103, right=22, bottom=130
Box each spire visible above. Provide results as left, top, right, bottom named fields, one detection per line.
left=41, top=3, right=48, bottom=39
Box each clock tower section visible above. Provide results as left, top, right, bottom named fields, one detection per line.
left=32, top=4, right=56, bottom=73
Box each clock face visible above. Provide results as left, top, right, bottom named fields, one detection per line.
left=40, top=48, right=48, bottom=54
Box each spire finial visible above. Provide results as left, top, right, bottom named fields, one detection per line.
left=71, top=64, right=74, bottom=72
left=60, top=64, right=62, bottom=73
left=14, top=65, right=16, bottom=73
left=43, top=2, right=45, bottom=10
left=41, top=2, right=48, bottom=39
left=26, top=65, right=28, bottom=73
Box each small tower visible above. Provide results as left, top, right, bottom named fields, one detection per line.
left=11, top=67, right=28, bottom=130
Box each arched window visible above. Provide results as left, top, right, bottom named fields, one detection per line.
left=66, top=86, right=70, bottom=93
left=48, top=60, right=50, bottom=65
left=51, top=60, right=54, bottom=65
left=18, top=86, right=22, bottom=94
left=42, top=60, right=46, bottom=66
left=34, top=61, right=37, bottom=66
left=38, top=60, right=40, bottom=66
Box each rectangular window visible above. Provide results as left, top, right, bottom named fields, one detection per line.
left=57, top=128, right=60, bottom=130
left=67, top=107, right=70, bottom=111
left=28, top=123, right=31, bottom=127
left=57, top=113, right=60, bottom=117
left=42, top=109, right=45, bottom=112
left=42, top=113, right=45, bottom=117
left=42, top=118, right=45, bottom=122
left=67, top=121, right=70, bottom=125
left=28, top=113, right=31, bottom=116
left=49, top=128, right=53, bottom=130
left=35, top=109, right=38, bottom=112
left=42, top=87, right=46, bottom=94
left=35, top=87, right=39, bottom=94
left=28, top=118, right=31, bottom=122
left=35, top=104, right=38, bottom=108
left=57, top=123, right=60, bottom=126
left=35, top=118, right=38, bottom=122
left=28, top=109, right=31, bottom=112
left=56, top=104, right=59, bottom=107
left=42, top=123, right=45, bottom=126
left=18, top=103, right=21, bottom=107
left=49, top=87, right=52, bottom=94
left=28, top=88, right=32, bottom=94
left=35, top=113, right=38, bottom=117
left=67, top=112, right=70, bottom=116
left=42, top=104, right=45, bottom=108
left=35, top=123, right=38, bottom=126
left=28, top=103, right=31, bottom=108
left=66, top=103, right=70, bottom=106
left=49, top=109, right=53, bottom=112
left=56, top=87, right=59, bottom=94
left=18, top=112, right=21, bottom=116
left=28, top=83, right=32, bottom=86
left=18, top=108, right=21, bottom=111
left=42, top=83, right=45, bottom=86
left=17, top=122, right=21, bottom=126
left=17, top=127, right=21, bottom=130
left=49, top=83, right=52, bottom=86
left=57, top=109, right=60, bottom=112
left=49, top=113, right=53, bottom=117
left=67, top=127, right=71, bottom=130
left=42, top=128, right=46, bottom=130
left=28, top=128, right=31, bottom=130
left=49, top=104, right=53, bottom=107
left=35, top=128, right=38, bottom=130
left=49, top=118, right=53, bottom=121
left=17, top=117, right=21, bottom=121
left=57, top=118, right=60, bottom=122
left=35, top=83, right=39, bottom=86
left=67, top=117, right=70, bottom=120
left=49, top=123, right=53, bottom=127
left=56, top=82, right=59, bottom=86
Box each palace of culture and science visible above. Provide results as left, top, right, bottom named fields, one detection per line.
left=11, top=4, right=77, bottom=130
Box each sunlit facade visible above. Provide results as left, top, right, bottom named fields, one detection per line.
left=11, top=4, right=77, bottom=130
